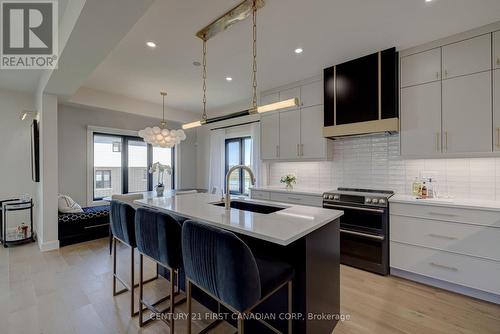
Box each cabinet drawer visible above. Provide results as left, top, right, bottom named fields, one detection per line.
left=390, top=202, right=500, bottom=228
left=269, top=192, right=322, bottom=207
left=250, top=190, right=270, bottom=200
left=391, top=242, right=500, bottom=295
left=390, top=215, right=500, bottom=261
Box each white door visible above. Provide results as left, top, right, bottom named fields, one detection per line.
left=260, top=92, right=279, bottom=105
left=400, top=82, right=442, bottom=156
left=442, top=71, right=492, bottom=154
left=494, top=70, right=500, bottom=151
left=494, top=31, right=500, bottom=69
left=279, top=109, right=301, bottom=159
left=300, top=105, right=326, bottom=159
left=400, top=48, right=441, bottom=87
left=260, top=113, right=280, bottom=159
left=300, top=81, right=323, bottom=107
left=442, top=34, right=491, bottom=79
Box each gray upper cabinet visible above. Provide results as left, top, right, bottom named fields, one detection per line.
left=400, top=48, right=441, bottom=87
left=260, top=112, right=280, bottom=159
left=260, top=92, right=279, bottom=106
left=300, top=105, right=327, bottom=159
left=279, top=109, right=301, bottom=159
left=494, top=70, right=500, bottom=151
left=442, top=34, right=491, bottom=79
left=300, top=81, right=323, bottom=107
left=494, top=31, right=500, bottom=69
left=442, top=71, right=492, bottom=154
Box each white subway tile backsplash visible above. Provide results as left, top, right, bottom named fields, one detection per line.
left=268, top=134, right=500, bottom=201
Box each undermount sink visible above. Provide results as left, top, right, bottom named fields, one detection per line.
left=212, top=200, right=285, bottom=214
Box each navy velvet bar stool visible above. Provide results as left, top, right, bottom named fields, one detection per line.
left=110, top=200, right=157, bottom=317
left=135, top=208, right=186, bottom=331
left=182, top=220, right=294, bottom=334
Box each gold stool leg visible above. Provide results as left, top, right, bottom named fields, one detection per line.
left=187, top=280, right=192, bottom=334
left=112, top=237, right=117, bottom=295
left=130, top=246, right=135, bottom=317
left=237, top=313, right=244, bottom=334
left=170, top=268, right=176, bottom=333
left=288, top=280, right=293, bottom=334
left=139, top=254, right=144, bottom=327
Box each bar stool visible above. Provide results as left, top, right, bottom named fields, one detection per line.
left=135, top=208, right=186, bottom=331
left=182, top=220, right=294, bottom=334
left=109, top=194, right=144, bottom=255
left=110, top=200, right=157, bottom=317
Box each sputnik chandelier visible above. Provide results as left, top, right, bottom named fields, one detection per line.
left=138, top=92, right=186, bottom=148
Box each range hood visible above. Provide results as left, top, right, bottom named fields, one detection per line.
left=323, top=47, right=399, bottom=138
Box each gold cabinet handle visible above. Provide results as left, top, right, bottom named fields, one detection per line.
left=276, top=145, right=280, bottom=157
left=297, top=144, right=300, bottom=156
left=497, top=58, right=500, bottom=66
left=300, top=144, right=304, bottom=156
left=429, top=262, right=458, bottom=272
left=444, top=131, right=448, bottom=152
left=497, top=128, right=500, bottom=148
left=435, top=72, right=440, bottom=80
left=428, top=233, right=458, bottom=241
left=436, top=132, right=440, bottom=152
left=444, top=70, right=448, bottom=78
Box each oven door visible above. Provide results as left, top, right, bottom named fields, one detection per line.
left=323, top=202, right=389, bottom=275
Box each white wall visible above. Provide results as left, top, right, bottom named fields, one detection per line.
left=269, top=134, right=500, bottom=201
left=0, top=89, right=36, bottom=199
left=58, top=104, right=198, bottom=205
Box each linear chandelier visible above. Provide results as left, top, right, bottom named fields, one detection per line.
left=182, top=0, right=299, bottom=130
left=139, top=92, right=186, bottom=148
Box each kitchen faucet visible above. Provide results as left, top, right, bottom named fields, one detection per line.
left=225, top=165, right=256, bottom=210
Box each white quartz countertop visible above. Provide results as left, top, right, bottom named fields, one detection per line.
left=249, top=186, right=331, bottom=197
left=390, top=194, right=500, bottom=212
left=135, top=193, right=343, bottom=246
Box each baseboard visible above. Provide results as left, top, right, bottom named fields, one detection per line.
left=38, top=239, right=60, bottom=252
left=391, top=268, right=500, bottom=305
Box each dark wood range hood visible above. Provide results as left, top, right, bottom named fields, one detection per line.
left=323, top=47, right=399, bottom=138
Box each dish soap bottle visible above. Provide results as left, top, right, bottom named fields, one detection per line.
left=412, top=177, right=421, bottom=196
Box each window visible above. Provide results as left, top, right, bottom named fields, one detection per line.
left=95, top=170, right=111, bottom=189
left=92, top=133, right=174, bottom=201
left=225, top=137, right=252, bottom=195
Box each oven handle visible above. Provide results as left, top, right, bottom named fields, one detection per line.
left=323, top=203, right=385, bottom=214
left=340, top=229, right=385, bottom=241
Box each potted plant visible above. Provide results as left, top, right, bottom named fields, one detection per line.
left=280, top=174, right=297, bottom=191
left=149, top=162, right=172, bottom=197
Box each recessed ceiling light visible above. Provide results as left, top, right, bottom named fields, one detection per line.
left=226, top=77, right=233, bottom=82
left=425, top=0, right=432, bottom=2
left=294, top=48, right=303, bottom=54
left=146, top=41, right=157, bottom=48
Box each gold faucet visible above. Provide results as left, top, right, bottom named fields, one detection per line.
left=224, top=165, right=256, bottom=210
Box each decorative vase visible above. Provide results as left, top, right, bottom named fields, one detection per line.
left=156, top=185, right=165, bottom=197
left=285, top=183, right=293, bottom=191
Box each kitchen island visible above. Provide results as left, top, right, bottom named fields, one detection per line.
left=136, top=193, right=343, bottom=334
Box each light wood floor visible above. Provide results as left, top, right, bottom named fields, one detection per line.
left=0, top=238, right=499, bottom=334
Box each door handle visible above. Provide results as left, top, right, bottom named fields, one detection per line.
left=300, top=144, right=304, bottom=156
left=435, top=72, right=440, bottom=80
left=496, top=128, right=500, bottom=148
left=444, top=70, right=448, bottom=78
left=276, top=145, right=280, bottom=157
left=340, top=229, right=385, bottom=241
left=297, top=144, right=300, bottom=156
left=444, top=131, right=448, bottom=152
left=436, top=132, right=440, bottom=152
left=428, top=233, right=458, bottom=241
left=497, top=58, right=500, bottom=66
left=429, top=262, right=458, bottom=272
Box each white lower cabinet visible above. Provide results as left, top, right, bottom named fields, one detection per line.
left=390, top=201, right=500, bottom=299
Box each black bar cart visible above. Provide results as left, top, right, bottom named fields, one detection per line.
left=0, top=198, right=35, bottom=247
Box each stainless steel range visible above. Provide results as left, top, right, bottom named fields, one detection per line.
left=322, top=188, right=394, bottom=275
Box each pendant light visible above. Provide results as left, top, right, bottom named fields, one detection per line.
left=181, top=0, right=298, bottom=130
left=138, top=92, right=186, bottom=148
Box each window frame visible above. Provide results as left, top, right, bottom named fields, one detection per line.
left=89, top=129, right=175, bottom=203
left=224, top=136, right=251, bottom=195
left=95, top=170, right=112, bottom=189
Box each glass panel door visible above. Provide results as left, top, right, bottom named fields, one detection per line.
left=226, top=140, right=241, bottom=194
left=93, top=134, right=122, bottom=200
left=152, top=146, right=174, bottom=190
left=127, top=140, right=148, bottom=193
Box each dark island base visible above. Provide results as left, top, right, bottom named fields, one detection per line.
left=160, top=218, right=340, bottom=334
